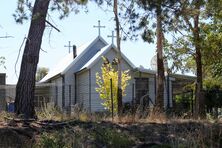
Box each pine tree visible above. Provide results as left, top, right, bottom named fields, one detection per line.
left=126, top=0, right=179, bottom=112
left=14, top=0, right=87, bottom=118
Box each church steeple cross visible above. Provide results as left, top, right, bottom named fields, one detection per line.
left=93, top=20, right=105, bottom=36
left=64, top=41, right=72, bottom=53
left=107, top=31, right=116, bottom=44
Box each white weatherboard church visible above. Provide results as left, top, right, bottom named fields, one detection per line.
left=40, top=35, right=173, bottom=112
left=40, top=22, right=193, bottom=112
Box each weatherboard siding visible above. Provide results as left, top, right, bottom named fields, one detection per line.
left=63, top=38, right=107, bottom=108
left=90, top=48, right=134, bottom=112
left=169, top=80, right=173, bottom=107
left=63, top=73, right=75, bottom=107
left=51, top=77, right=63, bottom=109
left=0, top=74, right=6, bottom=111
left=149, top=77, right=155, bottom=106
left=76, top=70, right=90, bottom=110
left=163, top=78, right=173, bottom=108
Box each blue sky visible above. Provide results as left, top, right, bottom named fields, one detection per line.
left=0, top=1, right=156, bottom=84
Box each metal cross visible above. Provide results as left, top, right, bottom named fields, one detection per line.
left=0, top=33, right=13, bottom=39
left=93, top=20, right=105, bottom=36
left=64, top=41, right=72, bottom=53
left=107, top=31, right=116, bottom=44
left=0, top=35, right=13, bottom=38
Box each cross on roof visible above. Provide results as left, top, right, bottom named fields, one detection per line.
left=0, top=35, right=13, bottom=38
left=0, top=33, right=13, bottom=39
left=107, top=31, right=116, bottom=44
left=93, top=20, right=105, bottom=36
left=64, top=41, right=72, bottom=53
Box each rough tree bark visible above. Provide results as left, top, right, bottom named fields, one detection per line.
left=155, top=2, right=165, bottom=112
left=114, top=0, right=123, bottom=115
left=15, top=0, right=50, bottom=118
left=193, top=0, right=205, bottom=118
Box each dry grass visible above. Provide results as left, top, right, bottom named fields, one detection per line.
left=103, top=107, right=168, bottom=124
left=1, top=106, right=222, bottom=147
left=0, top=111, right=15, bottom=122
left=36, top=104, right=64, bottom=121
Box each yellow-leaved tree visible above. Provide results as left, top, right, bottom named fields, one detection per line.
left=96, top=57, right=131, bottom=113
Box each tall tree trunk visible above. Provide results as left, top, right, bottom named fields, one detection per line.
left=193, top=0, right=205, bottom=118
left=114, top=0, right=123, bottom=115
left=15, top=0, right=50, bottom=119
left=155, top=2, right=165, bottom=112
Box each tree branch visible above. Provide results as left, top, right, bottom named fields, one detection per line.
left=45, top=20, right=60, bottom=32
left=183, top=15, right=194, bottom=32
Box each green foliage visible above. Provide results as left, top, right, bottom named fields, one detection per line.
left=95, top=57, right=131, bottom=113
left=35, top=127, right=89, bottom=148
left=36, top=132, right=66, bottom=148
left=201, top=22, right=222, bottom=77
left=92, top=126, right=134, bottom=148
left=205, top=88, right=222, bottom=109
left=165, top=1, right=222, bottom=78
left=124, top=0, right=180, bottom=42
left=164, top=39, right=196, bottom=74
left=13, top=0, right=88, bottom=24
left=35, top=123, right=134, bottom=148
left=13, top=0, right=30, bottom=24
left=204, top=77, right=222, bottom=90
left=174, top=92, right=193, bottom=114
left=35, top=67, right=49, bottom=82
left=204, top=77, right=222, bottom=110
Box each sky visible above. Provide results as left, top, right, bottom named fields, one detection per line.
left=0, top=1, right=157, bottom=84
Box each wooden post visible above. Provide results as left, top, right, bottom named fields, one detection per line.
left=110, top=79, right=114, bottom=121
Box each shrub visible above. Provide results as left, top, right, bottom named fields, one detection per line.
left=95, top=57, right=131, bottom=113
left=92, top=126, right=134, bottom=147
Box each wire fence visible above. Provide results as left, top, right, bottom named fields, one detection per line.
left=0, top=75, right=221, bottom=118
left=0, top=79, right=175, bottom=113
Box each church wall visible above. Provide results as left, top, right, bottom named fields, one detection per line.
left=76, top=70, right=89, bottom=110
left=63, top=39, right=107, bottom=108
left=147, top=76, right=173, bottom=109
left=0, top=73, right=6, bottom=111
left=90, top=48, right=134, bottom=112
left=164, top=81, right=167, bottom=108
left=163, top=77, right=174, bottom=109
left=131, top=72, right=174, bottom=109
left=63, top=73, right=75, bottom=107
left=169, top=80, right=173, bottom=107
left=51, top=77, right=63, bottom=109
left=148, top=77, right=156, bottom=106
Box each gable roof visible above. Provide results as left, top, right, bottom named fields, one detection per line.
left=40, top=36, right=108, bottom=82
left=79, top=44, right=136, bottom=71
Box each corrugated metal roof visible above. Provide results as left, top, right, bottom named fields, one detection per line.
left=79, top=44, right=136, bottom=71
left=40, top=36, right=107, bottom=82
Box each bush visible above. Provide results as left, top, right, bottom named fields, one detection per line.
left=92, top=126, right=134, bottom=147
